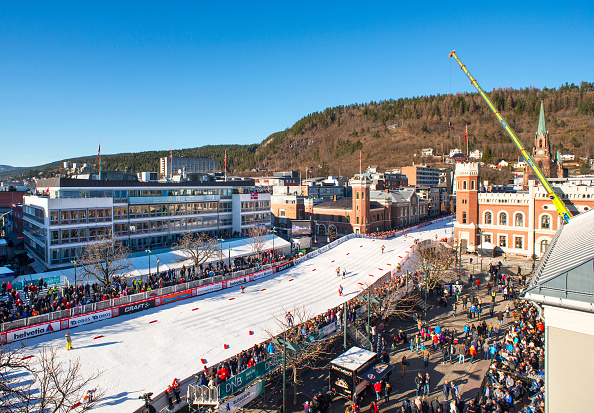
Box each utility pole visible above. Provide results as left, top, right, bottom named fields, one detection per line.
left=282, top=330, right=286, bottom=413
left=367, top=288, right=372, bottom=351
left=343, top=302, right=347, bottom=349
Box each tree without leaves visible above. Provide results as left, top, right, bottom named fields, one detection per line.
left=175, top=232, right=220, bottom=268
left=266, top=306, right=331, bottom=406
left=78, top=233, right=132, bottom=288
left=247, top=225, right=270, bottom=256
left=0, top=343, right=103, bottom=413
left=416, top=243, right=456, bottom=290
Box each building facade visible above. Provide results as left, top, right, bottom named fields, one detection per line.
left=399, top=164, right=440, bottom=187
left=454, top=162, right=594, bottom=257
left=160, top=156, right=218, bottom=177
left=23, top=178, right=270, bottom=270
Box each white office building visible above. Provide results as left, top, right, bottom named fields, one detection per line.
left=23, top=177, right=270, bottom=270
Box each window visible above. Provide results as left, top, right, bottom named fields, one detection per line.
left=463, top=181, right=467, bottom=190
left=484, top=212, right=492, bottom=224
left=499, top=235, right=507, bottom=248
left=541, top=215, right=550, bottom=229
left=483, top=234, right=492, bottom=243
left=462, top=211, right=467, bottom=224
left=540, top=239, right=549, bottom=253
left=514, top=213, right=524, bottom=227
left=356, top=192, right=359, bottom=199
left=471, top=180, right=475, bottom=190
left=514, top=236, right=523, bottom=249
left=356, top=217, right=360, bottom=224
left=279, top=209, right=285, bottom=217
left=499, top=212, right=507, bottom=226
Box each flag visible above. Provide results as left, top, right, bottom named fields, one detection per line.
left=465, top=125, right=468, bottom=143
left=250, top=192, right=258, bottom=200
left=97, top=143, right=101, bottom=160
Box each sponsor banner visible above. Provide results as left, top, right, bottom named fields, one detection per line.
left=160, top=290, right=193, bottom=305
left=194, top=282, right=223, bottom=296
left=252, top=269, right=273, bottom=281
left=273, top=261, right=294, bottom=274
left=7, top=321, right=61, bottom=342
left=67, top=309, right=112, bottom=328
left=319, top=322, right=336, bottom=338
left=228, top=277, right=249, bottom=288
left=219, top=358, right=278, bottom=399
left=309, top=250, right=320, bottom=258
left=293, top=256, right=307, bottom=265
left=221, top=380, right=264, bottom=412
left=120, top=299, right=155, bottom=315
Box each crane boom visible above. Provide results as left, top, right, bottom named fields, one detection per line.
left=448, top=50, right=572, bottom=223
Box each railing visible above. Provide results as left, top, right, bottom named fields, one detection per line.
left=0, top=263, right=276, bottom=333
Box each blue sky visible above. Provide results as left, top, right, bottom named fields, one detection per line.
left=1, top=1, right=592, bottom=167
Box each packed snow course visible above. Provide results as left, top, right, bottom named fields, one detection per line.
left=18, top=219, right=453, bottom=412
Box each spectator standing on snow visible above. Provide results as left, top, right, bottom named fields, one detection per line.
left=65, top=332, right=73, bottom=351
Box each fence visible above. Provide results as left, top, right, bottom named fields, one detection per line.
left=0, top=262, right=276, bottom=333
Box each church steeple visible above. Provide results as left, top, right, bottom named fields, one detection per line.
left=536, top=101, right=548, bottom=137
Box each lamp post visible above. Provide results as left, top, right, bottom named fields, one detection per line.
left=156, top=259, right=160, bottom=276
left=217, top=238, right=224, bottom=262
left=146, top=249, right=152, bottom=279
left=367, top=288, right=371, bottom=351
left=228, top=244, right=232, bottom=267
left=70, top=260, right=77, bottom=288
left=478, top=228, right=483, bottom=273
left=271, top=227, right=277, bottom=256
left=282, top=329, right=286, bottom=413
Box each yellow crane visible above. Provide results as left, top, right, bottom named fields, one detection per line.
left=449, top=50, right=572, bottom=223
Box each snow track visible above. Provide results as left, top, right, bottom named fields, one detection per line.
left=19, top=219, right=453, bottom=412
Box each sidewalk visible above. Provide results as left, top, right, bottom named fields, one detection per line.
left=247, top=252, right=531, bottom=413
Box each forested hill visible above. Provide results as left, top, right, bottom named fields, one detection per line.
left=3, top=82, right=593, bottom=180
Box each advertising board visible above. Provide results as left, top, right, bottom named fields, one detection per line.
left=67, top=309, right=112, bottom=328
left=194, top=282, right=223, bottom=296
left=252, top=269, right=273, bottom=281
left=120, top=299, right=155, bottom=316
left=7, top=321, right=61, bottom=342
left=218, top=358, right=278, bottom=399
left=273, top=261, right=294, bottom=274
left=228, top=277, right=249, bottom=287
left=159, top=290, right=194, bottom=305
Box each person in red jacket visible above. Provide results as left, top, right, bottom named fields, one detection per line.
left=171, top=378, right=181, bottom=404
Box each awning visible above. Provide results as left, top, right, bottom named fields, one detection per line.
left=357, top=363, right=393, bottom=383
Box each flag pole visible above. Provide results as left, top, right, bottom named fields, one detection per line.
left=359, top=150, right=362, bottom=175
left=98, top=140, right=101, bottom=181
left=224, top=149, right=227, bottom=182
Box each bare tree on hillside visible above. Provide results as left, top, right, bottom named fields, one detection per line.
left=175, top=232, right=219, bottom=267
left=0, top=343, right=103, bottom=413
left=266, top=306, right=331, bottom=406
left=247, top=225, right=269, bottom=256
left=78, top=232, right=132, bottom=288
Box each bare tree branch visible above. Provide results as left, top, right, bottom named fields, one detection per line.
left=416, top=242, right=456, bottom=290
left=78, top=232, right=132, bottom=288
left=175, top=232, right=219, bottom=268
left=246, top=225, right=269, bottom=256
left=0, top=343, right=104, bottom=413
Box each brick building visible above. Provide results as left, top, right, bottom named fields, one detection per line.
left=454, top=162, right=594, bottom=257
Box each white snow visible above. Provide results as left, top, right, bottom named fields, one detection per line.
left=17, top=220, right=453, bottom=412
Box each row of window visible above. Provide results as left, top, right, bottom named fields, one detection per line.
left=58, top=188, right=234, bottom=199
left=50, top=226, right=112, bottom=245
left=241, top=201, right=270, bottom=211
left=50, top=209, right=112, bottom=225
left=483, top=211, right=551, bottom=229
left=241, top=213, right=271, bottom=226
left=114, top=202, right=231, bottom=220
left=481, top=233, right=549, bottom=253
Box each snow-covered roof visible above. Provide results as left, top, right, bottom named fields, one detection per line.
left=330, top=346, right=377, bottom=372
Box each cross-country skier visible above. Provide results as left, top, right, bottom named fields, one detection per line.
left=336, top=267, right=341, bottom=277
left=338, top=285, right=343, bottom=296
left=381, top=245, right=385, bottom=254
left=65, top=332, right=73, bottom=351
left=342, top=269, right=346, bottom=279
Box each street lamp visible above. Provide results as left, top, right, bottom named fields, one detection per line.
left=217, top=238, right=224, bottom=262
left=146, top=249, right=152, bottom=278
left=271, top=227, right=277, bottom=256
left=420, top=259, right=436, bottom=325
left=156, top=259, right=161, bottom=275
left=70, top=260, right=78, bottom=288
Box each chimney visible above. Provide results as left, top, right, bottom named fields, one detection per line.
left=333, top=195, right=337, bottom=201
left=385, top=189, right=389, bottom=194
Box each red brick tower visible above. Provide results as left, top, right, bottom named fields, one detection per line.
left=351, top=176, right=371, bottom=234
left=454, top=163, right=480, bottom=251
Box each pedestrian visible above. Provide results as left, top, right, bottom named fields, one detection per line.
left=166, top=385, right=174, bottom=411
left=65, top=332, right=73, bottom=351
left=172, top=378, right=181, bottom=404
left=286, top=312, right=294, bottom=327
left=415, top=373, right=424, bottom=396
left=424, top=373, right=430, bottom=396
left=452, top=301, right=457, bottom=317
left=338, top=285, right=343, bottom=296
left=476, top=278, right=480, bottom=290
left=423, top=347, right=430, bottom=367
left=497, top=311, right=504, bottom=327
left=384, top=381, right=392, bottom=403
left=374, top=381, right=382, bottom=401
left=442, top=380, right=450, bottom=400
left=304, top=400, right=310, bottom=413
left=401, top=356, right=407, bottom=378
